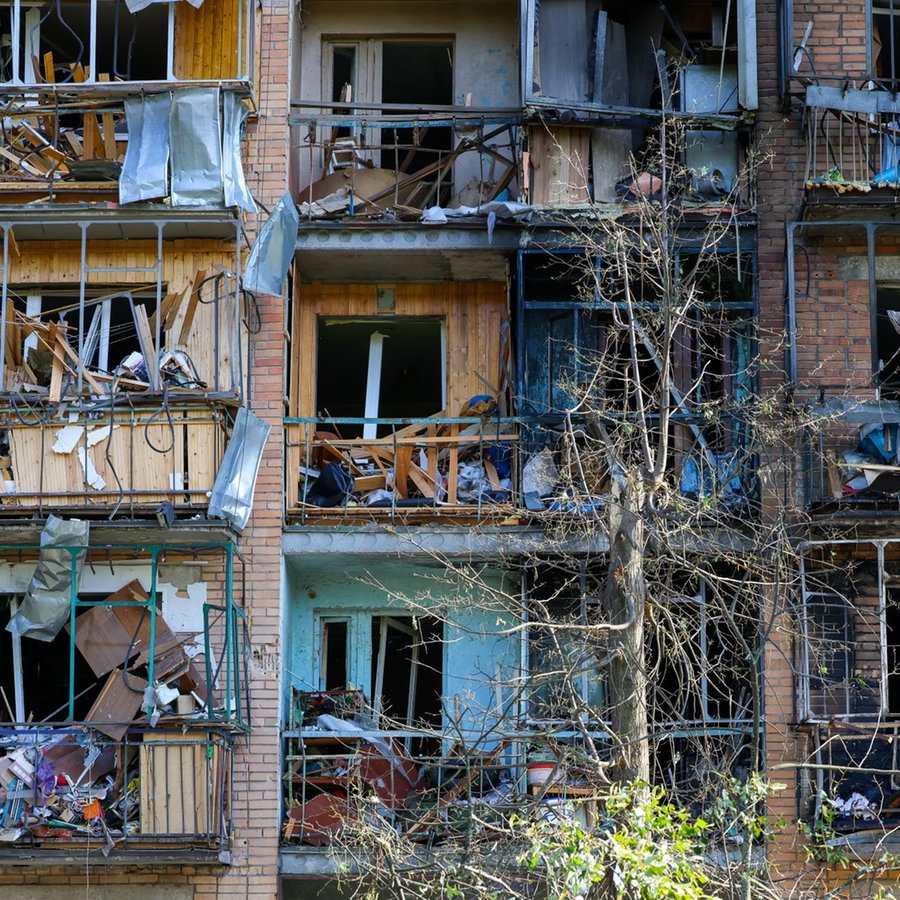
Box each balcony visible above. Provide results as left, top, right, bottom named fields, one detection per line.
left=0, top=538, right=247, bottom=860
left=0, top=726, right=234, bottom=862
left=801, top=87, right=900, bottom=211
left=0, top=0, right=253, bottom=88
left=0, top=86, right=253, bottom=210
left=291, top=110, right=521, bottom=223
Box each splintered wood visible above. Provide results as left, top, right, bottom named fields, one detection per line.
left=0, top=267, right=225, bottom=509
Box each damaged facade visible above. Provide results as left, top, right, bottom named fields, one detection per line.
left=6, top=0, right=900, bottom=898
left=282, top=0, right=765, bottom=896
left=0, top=0, right=288, bottom=891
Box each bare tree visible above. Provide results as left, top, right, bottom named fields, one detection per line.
left=287, top=120, right=808, bottom=899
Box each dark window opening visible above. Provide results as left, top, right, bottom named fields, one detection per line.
left=888, top=594, right=900, bottom=714
left=322, top=620, right=349, bottom=691
left=330, top=45, right=356, bottom=141
left=874, top=0, right=900, bottom=88
left=0, top=597, right=100, bottom=722
left=29, top=0, right=168, bottom=82
left=370, top=615, right=442, bottom=731
left=316, top=318, right=444, bottom=437
left=527, top=566, right=606, bottom=722
left=0, top=591, right=162, bottom=724
left=875, top=288, right=900, bottom=397
left=380, top=41, right=453, bottom=199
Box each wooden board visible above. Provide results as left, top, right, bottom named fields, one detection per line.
left=529, top=125, right=591, bottom=207
left=140, top=733, right=223, bottom=835
left=8, top=408, right=222, bottom=507
left=85, top=670, right=148, bottom=741
left=67, top=605, right=141, bottom=678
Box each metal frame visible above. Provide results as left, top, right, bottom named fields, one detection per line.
left=0, top=539, right=249, bottom=732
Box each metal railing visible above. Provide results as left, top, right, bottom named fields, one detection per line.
left=0, top=725, right=233, bottom=848
left=804, top=100, right=900, bottom=190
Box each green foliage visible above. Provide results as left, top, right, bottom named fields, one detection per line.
left=520, top=784, right=714, bottom=900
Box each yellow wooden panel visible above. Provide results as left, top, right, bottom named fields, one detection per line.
left=174, top=0, right=239, bottom=80
left=292, top=281, right=508, bottom=419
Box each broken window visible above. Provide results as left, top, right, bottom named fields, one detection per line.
left=649, top=580, right=755, bottom=727
left=315, top=611, right=443, bottom=730
left=316, top=318, right=445, bottom=438
left=874, top=287, right=900, bottom=398
left=11, top=289, right=157, bottom=385
left=523, top=0, right=756, bottom=112
left=526, top=566, right=606, bottom=723
left=322, top=37, right=454, bottom=200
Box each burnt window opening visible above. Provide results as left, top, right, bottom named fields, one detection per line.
left=316, top=318, right=444, bottom=438
left=526, top=566, right=606, bottom=723
left=648, top=580, right=756, bottom=728
left=887, top=592, right=900, bottom=714
left=875, top=288, right=900, bottom=398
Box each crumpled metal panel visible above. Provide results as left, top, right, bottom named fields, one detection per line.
left=222, top=92, right=255, bottom=212
left=208, top=407, right=271, bottom=532
left=125, top=0, right=202, bottom=11
left=120, top=93, right=171, bottom=204
left=170, top=87, right=224, bottom=207
left=242, top=192, right=299, bottom=297
left=6, top=516, right=89, bottom=642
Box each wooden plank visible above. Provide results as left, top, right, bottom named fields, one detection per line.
left=97, top=74, right=118, bottom=159
left=134, top=303, right=159, bottom=386
left=393, top=445, right=411, bottom=499
left=140, top=733, right=211, bottom=835
left=85, top=669, right=148, bottom=741
left=177, top=268, right=208, bottom=345
left=47, top=322, right=64, bottom=402
left=406, top=461, right=435, bottom=499
left=529, top=125, right=591, bottom=207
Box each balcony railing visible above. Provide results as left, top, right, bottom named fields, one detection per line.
left=285, top=415, right=522, bottom=521
left=0, top=0, right=253, bottom=88
left=281, top=697, right=754, bottom=849
left=803, top=87, right=900, bottom=197
left=0, top=725, right=233, bottom=854
left=285, top=413, right=757, bottom=523
left=290, top=108, right=520, bottom=218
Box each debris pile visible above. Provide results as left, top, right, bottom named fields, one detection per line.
left=300, top=400, right=517, bottom=509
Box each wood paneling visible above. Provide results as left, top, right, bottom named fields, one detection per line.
left=287, top=280, right=509, bottom=509
left=174, top=0, right=240, bottom=80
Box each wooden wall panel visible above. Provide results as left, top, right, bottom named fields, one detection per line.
left=174, top=0, right=240, bottom=80
left=9, top=239, right=240, bottom=393
left=292, top=280, right=509, bottom=418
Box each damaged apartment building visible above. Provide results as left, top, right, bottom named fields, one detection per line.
left=0, top=0, right=291, bottom=891
left=11, top=0, right=900, bottom=897
left=280, top=0, right=761, bottom=895
left=761, top=0, right=900, bottom=886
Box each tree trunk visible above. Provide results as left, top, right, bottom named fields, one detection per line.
left=605, top=475, right=650, bottom=785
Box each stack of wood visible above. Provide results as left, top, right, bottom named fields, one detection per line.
left=2, top=270, right=208, bottom=400
left=0, top=54, right=127, bottom=189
